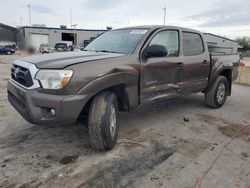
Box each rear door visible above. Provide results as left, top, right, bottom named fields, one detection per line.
left=180, top=31, right=210, bottom=94
left=141, top=29, right=183, bottom=103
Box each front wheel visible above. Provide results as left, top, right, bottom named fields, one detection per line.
left=204, top=76, right=229, bottom=108
left=6, top=51, right=11, bottom=55
left=88, top=91, right=119, bottom=151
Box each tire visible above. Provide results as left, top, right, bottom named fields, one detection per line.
left=88, top=91, right=119, bottom=151
left=204, top=76, right=229, bottom=108
left=6, top=51, right=11, bottom=55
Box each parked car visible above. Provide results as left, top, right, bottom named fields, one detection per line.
left=39, top=44, right=52, bottom=54
left=0, top=45, right=15, bottom=55
left=7, top=26, right=240, bottom=151
left=54, top=43, right=68, bottom=52
left=4, top=44, right=17, bottom=50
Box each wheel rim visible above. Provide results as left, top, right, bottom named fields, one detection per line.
left=7, top=51, right=11, bottom=55
left=110, top=105, right=117, bottom=138
left=216, top=82, right=226, bottom=104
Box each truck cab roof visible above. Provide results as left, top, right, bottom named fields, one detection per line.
left=114, top=25, right=202, bottom=34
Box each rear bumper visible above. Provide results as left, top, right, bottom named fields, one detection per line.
left=7, top=80, right=90, bottom=125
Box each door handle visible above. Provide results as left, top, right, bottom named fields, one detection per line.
left=176, top=62, right=184, bottom=68
left=202, top=60, right=208, bottom=65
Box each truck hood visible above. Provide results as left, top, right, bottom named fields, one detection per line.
left=20, top=51, right=125, bottom=69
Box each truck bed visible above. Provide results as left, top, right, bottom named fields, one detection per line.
left=210, top=53, right=240, bottom=81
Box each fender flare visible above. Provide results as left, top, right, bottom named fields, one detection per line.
left=77, top=72, right=139, bottom=110
left=207, top=68, right=232, bottom=95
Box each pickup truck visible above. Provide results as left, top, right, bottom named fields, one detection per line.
left=7, top=26, right=240, bottom=151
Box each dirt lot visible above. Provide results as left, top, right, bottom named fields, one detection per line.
left=0, top=55, right=250, bottom=188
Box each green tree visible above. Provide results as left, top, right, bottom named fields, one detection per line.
left=236, top=37, right=250, bottom=49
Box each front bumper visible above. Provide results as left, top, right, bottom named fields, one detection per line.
left=7, top=80, right=90, bottom=125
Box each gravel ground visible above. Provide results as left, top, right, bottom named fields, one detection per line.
left=0, top=55, right=249, bottom=188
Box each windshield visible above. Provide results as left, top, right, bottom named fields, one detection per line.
left=84, top=29, right=148, bottom=54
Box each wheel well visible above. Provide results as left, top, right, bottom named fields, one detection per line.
left=220, top=69, right=232, bottom=95
left=104, top=84, right=129, bottom=112
left=77, top=84, right=129, bottom=123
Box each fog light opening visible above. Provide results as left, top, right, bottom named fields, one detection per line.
left=50, top=109, right=56, bottom=117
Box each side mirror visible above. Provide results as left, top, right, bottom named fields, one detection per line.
left=144, top=45, right=168, bottom=58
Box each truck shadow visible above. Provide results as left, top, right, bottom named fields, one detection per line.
left=0, top=94, right=205, bottom=156
left=0, top=94, right=205, bottom=187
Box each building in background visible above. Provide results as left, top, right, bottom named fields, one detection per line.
left=1, top=23, right=242, bottom=53
left=0, top=23, right=18, bottom=46
left=17, top=26, right=107, bottom=50
left=204, top=33, right=242, bottom=54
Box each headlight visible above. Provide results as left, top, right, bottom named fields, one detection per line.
left=35, top=70, right=73, bottom=89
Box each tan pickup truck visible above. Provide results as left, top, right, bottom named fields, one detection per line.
left=8, top=26, right=239, bottom=151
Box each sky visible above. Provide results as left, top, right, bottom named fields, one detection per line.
left=0, top=0, right=249, bottom=39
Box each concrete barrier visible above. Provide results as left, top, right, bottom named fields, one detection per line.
left=234, top=66, right=250, bottom=86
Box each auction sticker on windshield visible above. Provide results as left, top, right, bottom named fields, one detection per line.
left=130, top=30, right=148, bottom=34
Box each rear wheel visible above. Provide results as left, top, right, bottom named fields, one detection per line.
left=88, top=91, right=119, bottom=151
left=204, top=76, right=229, bottom=108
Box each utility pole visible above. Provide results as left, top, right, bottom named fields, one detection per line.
left=70, top=8, right=72, bottom=28
left=163, top=7, right=166, bottom=25
left=71, top=24, right=77, bottom=48
left=20, top=17, right=23, bottom=26
left=28, top=4, right=31, bottom=26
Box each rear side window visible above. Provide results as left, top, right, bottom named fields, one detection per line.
left=183, top=32, right=204, bottom=56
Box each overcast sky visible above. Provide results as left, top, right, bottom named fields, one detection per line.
left=0, top=0, right=249, bottom=39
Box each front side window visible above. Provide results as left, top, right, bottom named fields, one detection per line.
left=183, top=32, right=204, bottom=56
left=149, top=30, right=179, bottom=57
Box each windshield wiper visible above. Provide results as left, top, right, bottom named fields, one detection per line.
left=83, top=49, right=121, bottom=54
left=96, top=50, right=120, bottom=54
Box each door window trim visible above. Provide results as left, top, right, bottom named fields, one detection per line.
left=145, top=29, right=180, bottom=58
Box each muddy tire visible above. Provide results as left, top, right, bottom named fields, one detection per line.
left=88, top=91, right=119, bottom=151
left=204, top=76, right=229, bottom=108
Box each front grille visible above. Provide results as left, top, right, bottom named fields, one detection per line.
left=11, top=65, right=33, bottom=87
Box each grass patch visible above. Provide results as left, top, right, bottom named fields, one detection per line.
left=243, top=52, right=250, bottom=57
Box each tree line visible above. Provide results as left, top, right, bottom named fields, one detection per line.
left=235, top=37, right=250, bottom=50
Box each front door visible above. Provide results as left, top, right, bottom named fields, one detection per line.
left=141, top=30, right=183, bottom=103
